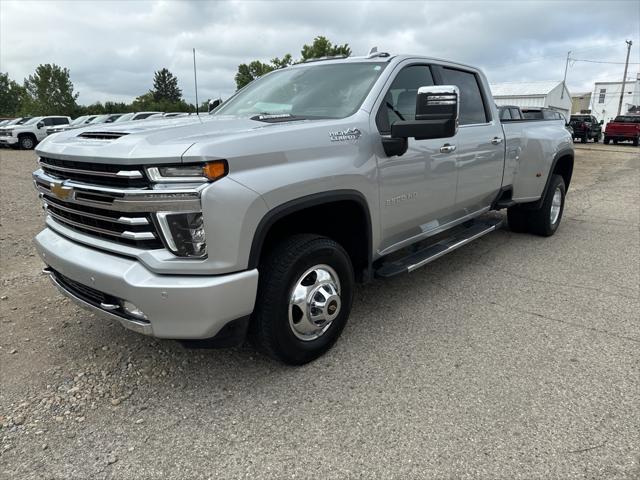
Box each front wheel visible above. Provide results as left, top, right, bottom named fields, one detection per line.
left=604, top=137, right=610, bottom=144
left=19, top=135, right=36, bottom=150
left=581, top=134, right=588, bottom=143
left=633, top=137, right=639, bottom=147
left=250, top=234, right=354, bottom=365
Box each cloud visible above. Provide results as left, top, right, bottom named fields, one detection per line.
left=1, top=0, right=638, bottom=105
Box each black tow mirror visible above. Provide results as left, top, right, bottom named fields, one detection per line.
left=391, top=85, right=459, bottom=141
left=37, top=121, right=44, bottom=129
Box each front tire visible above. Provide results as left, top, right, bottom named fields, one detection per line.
left=581, top=134, right=587, bottom=143
left=604, top=137, right=610, bottom=144
left=251, top=234, right=354, bottom=365
left=633, top=137, right=639, bottom=147
left=19, top=135, right=36, bottom=150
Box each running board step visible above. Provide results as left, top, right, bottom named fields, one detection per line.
left=374, top=217, right=503, bottom=278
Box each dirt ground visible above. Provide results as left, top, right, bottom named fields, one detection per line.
left=1, top=144, right=638, bottom=479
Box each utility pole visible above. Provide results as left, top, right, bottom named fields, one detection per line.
left=561, top=50, right=571, bottom=99
left=193, top=48, right=199, bottom=115
left=617, top=40, right=632, bottom=116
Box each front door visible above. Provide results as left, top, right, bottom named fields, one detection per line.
left=374, top=64, right=459, bottom=255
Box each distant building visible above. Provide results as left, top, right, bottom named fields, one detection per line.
left=571, top=92, right=592, bottom=114
left=588, top=74, right=640, bottom=128
left=490, top=81, right=572, bottom=120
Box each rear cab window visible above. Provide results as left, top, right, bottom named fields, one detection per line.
left=437, top=67, right=489, bottom=125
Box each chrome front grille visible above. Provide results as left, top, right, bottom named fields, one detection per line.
left=42, top=194, right=161, bottom=248
left=34, top=162, right=204, bottom=253
left=39, top=157, right=148, bottom=188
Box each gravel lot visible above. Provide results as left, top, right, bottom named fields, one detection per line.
left=1, top=144, right=638, bottom=479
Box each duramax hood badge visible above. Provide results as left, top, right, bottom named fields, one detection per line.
left=329, top=128, right=361, bottom=143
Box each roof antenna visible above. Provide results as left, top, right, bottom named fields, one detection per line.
left=368, top=46, right=378, bottom=56
left=193, top=48, right=199, bottom=116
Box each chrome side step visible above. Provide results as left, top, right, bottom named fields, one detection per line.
left=375, top=217, right=503, bottom=278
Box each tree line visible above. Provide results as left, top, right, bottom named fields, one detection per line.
left=0, top=36, right=350, bottom=118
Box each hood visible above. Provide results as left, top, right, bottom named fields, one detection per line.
left=34, top=114, right=300, bottom=165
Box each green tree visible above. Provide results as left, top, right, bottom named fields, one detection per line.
left=0, top=72, right=27, bottom=116
left=234, top=38, right=350, bottom=90
left=152, top=68, right=182, bottom=102
left=22, top=64, right=79, bottom=116
left=300, top=36, right=351, bottom=61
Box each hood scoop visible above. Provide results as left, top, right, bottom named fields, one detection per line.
left=77, top=131, right=129, bottom=140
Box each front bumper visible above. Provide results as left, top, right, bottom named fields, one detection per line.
left=0, top=136, right=18, bottom=145
left=35, top=228, right=259, bottom=339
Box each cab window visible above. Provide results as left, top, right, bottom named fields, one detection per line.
left=439, top=67, right=488, bottom=125
left=376, top=65, right=434, bottom=133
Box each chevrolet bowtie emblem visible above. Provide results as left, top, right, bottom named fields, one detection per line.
left=50, top=181, right=73, bottom=201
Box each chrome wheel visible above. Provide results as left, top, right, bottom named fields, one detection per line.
left=288, top=264, right=341, bottom=341
left=550, top=187, right=562, bottom=224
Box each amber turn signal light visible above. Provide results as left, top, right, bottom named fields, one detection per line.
left=203, top=160, right=228, bottom=181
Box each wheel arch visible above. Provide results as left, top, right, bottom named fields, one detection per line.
left=527, top=148, right=574, bottom=210
left=248, top=190, right=373, bottom=282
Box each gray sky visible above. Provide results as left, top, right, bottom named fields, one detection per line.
left=2, top=0, right=639, bottom=105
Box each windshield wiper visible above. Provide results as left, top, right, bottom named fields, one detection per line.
left=251, top=113, right=312, bottom=123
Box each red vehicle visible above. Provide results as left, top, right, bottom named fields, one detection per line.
left=604, top=115, right=640, bottom=146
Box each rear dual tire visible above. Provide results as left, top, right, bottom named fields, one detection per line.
left=507, top=175, right=566, bottom=237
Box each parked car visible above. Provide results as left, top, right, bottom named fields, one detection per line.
left=33, top=53, right=573, bottom=365
left=84, top=113, right=124, bottom=125
left=147, top=112, right=189, bottom=119
left=569, top=114, right=603, bottom=143
left=46, top=115, right=99, bottom=135
left=0, top=116, right=70, bottom=149
left=0, top=117, right=32, bottom=138
left=113, top=112, right=162, bottom=123
left=603, top=115, right=640, bottom=146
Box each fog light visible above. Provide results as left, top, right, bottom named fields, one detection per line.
left=122, top=301, right=148, bottom=321
left=156, top=212, right=207, bottom=258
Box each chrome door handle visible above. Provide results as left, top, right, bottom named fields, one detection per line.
left=440, top=144, right=456, bottom=154
left=491, top=137, right=504, bottom=145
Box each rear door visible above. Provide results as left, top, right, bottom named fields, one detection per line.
left=435, top=66, right=504, bottom=212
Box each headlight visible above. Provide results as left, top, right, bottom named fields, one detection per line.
left=155, top=212, right=206, bottom=257
left=146, top=160, right=227, bottom=183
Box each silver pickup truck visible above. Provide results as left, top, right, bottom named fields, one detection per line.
left=33, top=52, right=573, bottom=364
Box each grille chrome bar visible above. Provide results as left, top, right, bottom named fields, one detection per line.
left=38, top=161, right=143, bottom=179
left=46, top=209, right=156, bottom=240
left=41, top=197, right=149, bottom=225
left=33, top=169, right=203, bottom=212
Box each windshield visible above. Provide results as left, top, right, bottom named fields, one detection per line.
left=16, top=117, right=32, bottom=125
left=570, top=115, right=590, bottom=121
left=216, top=62, right=386, bottom=119
left=614, top=115, right=640, bottom=123
left=88, top=115, right=110, bottom=123
left=70, top=116, right=88, bottom=126
left=23, top=117, right=43, bottom=125
left=114, top=113, right=134, bottom=123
